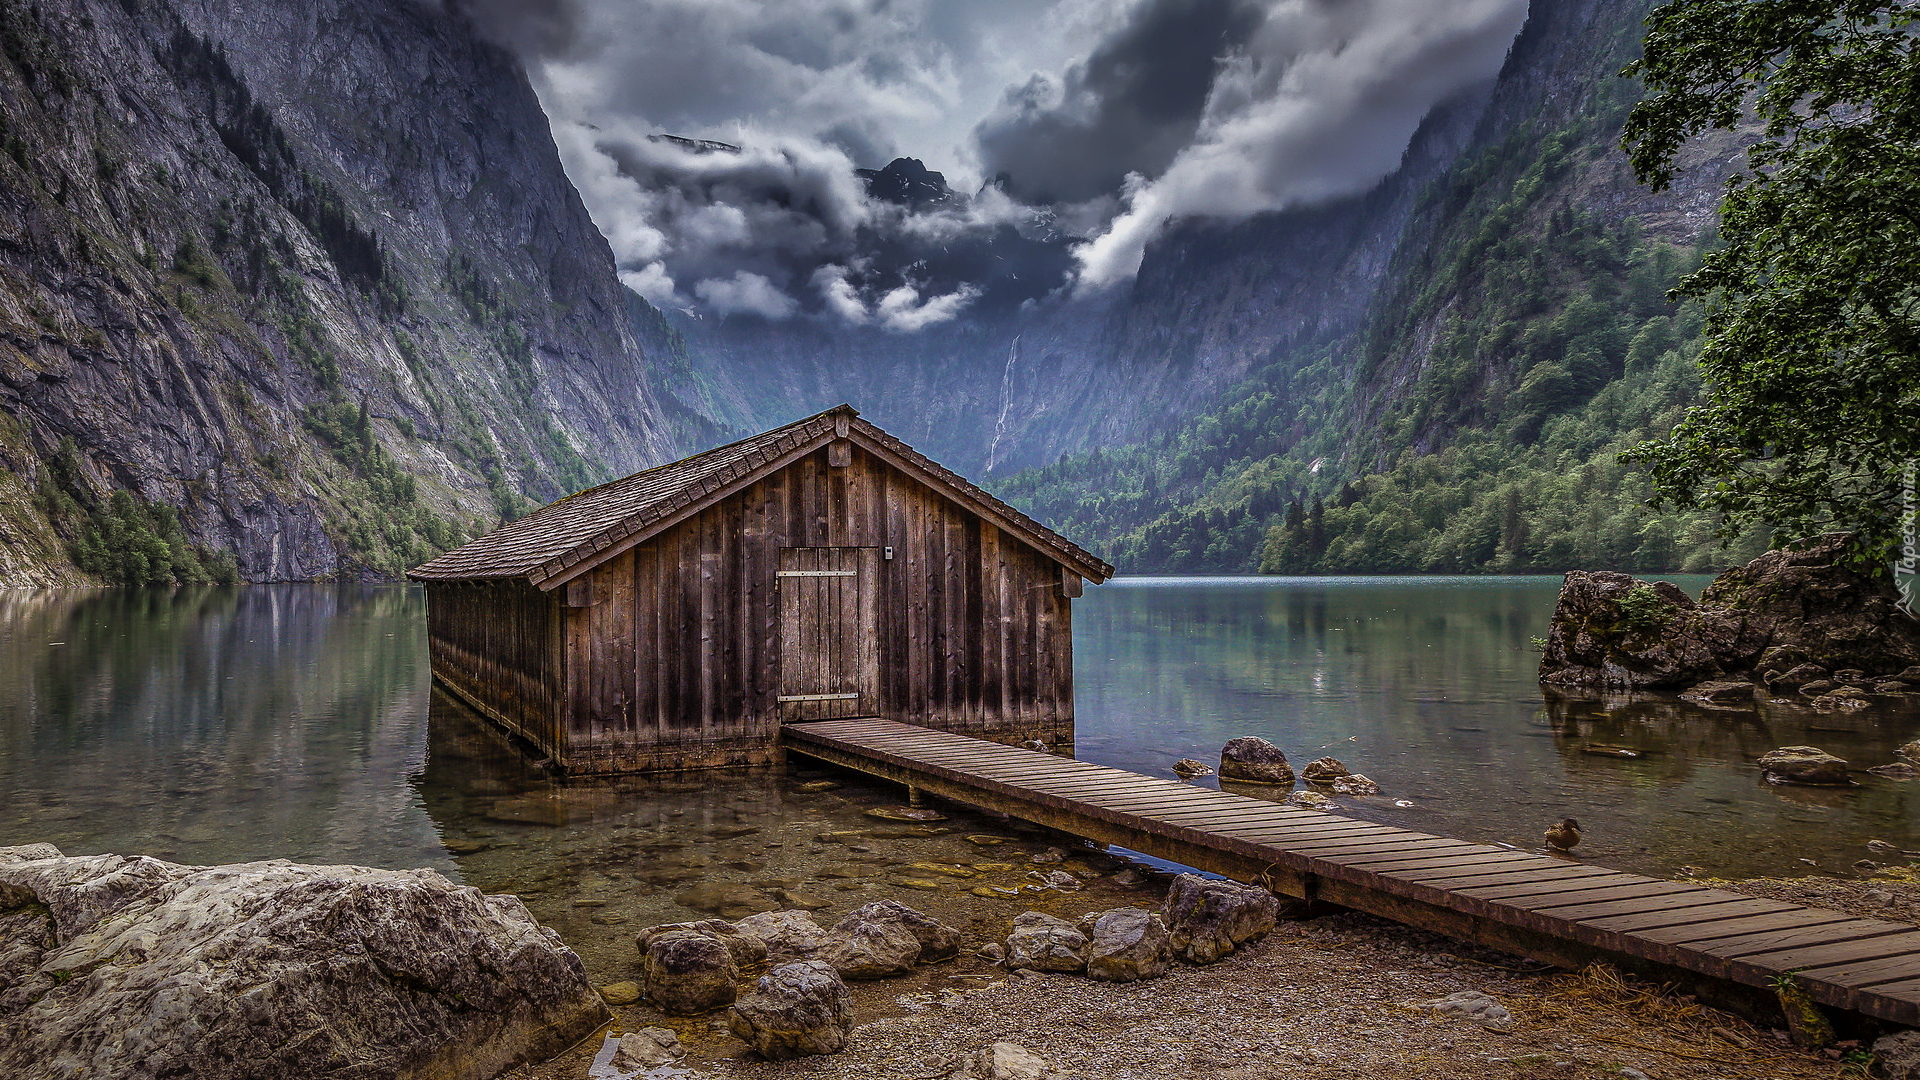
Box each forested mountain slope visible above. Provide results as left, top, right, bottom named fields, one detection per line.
left=994, top=0, right=1761, bottom=575
left=0, top=0, right=708, bottom=585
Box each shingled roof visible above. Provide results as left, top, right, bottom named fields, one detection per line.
left=407, top=404, right=1114, bottom=588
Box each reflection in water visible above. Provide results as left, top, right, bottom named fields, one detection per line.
left=0, top=586, right=448, bottom=871
left=1073, top=577, right=1919, bottom=878
left=0, top=577, right=1915, bottom=930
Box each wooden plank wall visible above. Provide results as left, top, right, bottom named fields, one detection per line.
left=424, top=579, right=562, bottom=759
left=558, top=444, right=1075, bottom=773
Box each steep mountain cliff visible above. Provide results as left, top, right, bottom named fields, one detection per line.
left=0, top=0, right=704, bottom=585
left=994, top=0, right=1762, bottom=575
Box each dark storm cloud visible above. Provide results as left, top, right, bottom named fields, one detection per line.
left=491, top=0, right=1529, bottom=317
left=453, top=0, right=590, bottom=60
left=973, top=0, right=1265, bottom=206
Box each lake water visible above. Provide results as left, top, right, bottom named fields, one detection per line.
left=1, top=578, right=1915, bottom=975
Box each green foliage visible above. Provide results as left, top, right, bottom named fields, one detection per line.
left=1622, top=0, right=1920, bottom=567
left=1615, top=583, right=1668, bottom=632
left=997, top=115, right=1750, bottom=576
left=36, top=440, right=239, bottom=586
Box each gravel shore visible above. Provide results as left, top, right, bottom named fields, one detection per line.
left=506, top=870, right=1920, bottom=1080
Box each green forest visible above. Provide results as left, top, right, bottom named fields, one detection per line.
left=996, top=97, right=1769, bottom=576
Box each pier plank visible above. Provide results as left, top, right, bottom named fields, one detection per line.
left=782, top=717, right=1920, bottom=1027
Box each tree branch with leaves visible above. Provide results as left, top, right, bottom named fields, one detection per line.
left=1622, top=0, right=1920, bottom=567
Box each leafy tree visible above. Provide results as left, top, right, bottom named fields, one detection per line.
left=1622, top=0, right=1920, bottom=565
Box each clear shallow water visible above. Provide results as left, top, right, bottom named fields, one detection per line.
left=1074, top=576, right=1919, bottom=877
left=2, top=578, right=1917, bottom=974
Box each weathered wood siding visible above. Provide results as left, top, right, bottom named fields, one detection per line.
left=556, top=443, right=1075, bottom=773
left=423, top=578, right=563, bottom=758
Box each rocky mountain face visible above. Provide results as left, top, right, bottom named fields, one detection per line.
left=991, top=0, right=1764, bottom=574
left=0, top=0, right=705, bottom=585
left=675, top=82, right=1493, bottom=480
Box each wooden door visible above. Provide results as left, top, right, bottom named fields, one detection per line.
left=777, top=547, right=880, bottom=722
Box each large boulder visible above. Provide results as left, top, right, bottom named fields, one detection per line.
left=837, top=899, right=960, bottom=962
left=1003, top=911, right=1088, bottom=973
left=1078, top=907, right=1172, bottom=982
left=1219, top=736, right=1295, bottom=785
left=1542, top=537, right=1920, bottom=691
left=635, top=918, right=767, bottom=969
left=640, top=929, right=740, bottom=1014
left=1538, top=572, right=1768, bottom=689
left=1758, top=746, right=1854, bottom=787
left=816, top=907, right=924, bottom=980
left=1160, top=873, right=1279, bottom=964
left=726, top=960, right=854, bottom=1060
left=735, top=909, right=829, bottom=963
left=0, top=845, right=607, bottom=1080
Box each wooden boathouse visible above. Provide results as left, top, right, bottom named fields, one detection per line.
left=408, top=405, right=1114, bottom=774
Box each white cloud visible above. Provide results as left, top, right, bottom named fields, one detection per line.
left=1073, top=0, right=1528, bottom=288
left=694, top=271, right=798, bottom=319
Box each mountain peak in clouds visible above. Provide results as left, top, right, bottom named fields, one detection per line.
left=856, top=158, right=959, bottom=210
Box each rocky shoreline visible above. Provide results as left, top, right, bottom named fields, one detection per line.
left=504, top=867, right=1920, bottom=1080
left=5, top=840, right=1918, bottom=1079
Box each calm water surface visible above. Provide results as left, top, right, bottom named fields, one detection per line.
left=1, top=578, right=1915, bottom=973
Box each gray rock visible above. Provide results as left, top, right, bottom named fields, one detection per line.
left=1834, top=668, right=1869, bottom=684
left=1680, top=679, right=1756, bottom=705
left=636, top=918, right=768, bottom=968
left=1286, top=789, right=1334, bottom=809
left=0, top=847, right=607, bottom=1080
left=1330, top=773, right=1380, bottom=796
left=1874, top=681, right=1912, bottom=694
left=1219, top=736, right=1295, bottom=785
left=1300, top=757, right=1351, bottom=783
left=1542, top=537, right=1920, bottom=689
left=817, top=913, right=923, bottom=980
left=641, top=929, right=741, bottom=1014
left=1769, top=662, right=1829, bottom=688
left=1004, top=911, right=1089, bottom=973
left=949, top=1042, right=1064, bottom=1080
left=727, top=960, right=854, bottom=1060
left=1800, top=679, right=1835, bottom=695
left=1161, top=873, right=1279, bottom=964
left=1900, top=739, right=1920, bottom=767
left=977, top=942, right=1006, bottom=962
left=1758, top=746, right=1854, bottom=787
left=1171, top=758, right=1214, bottom=778
left=1414, top=990, right=1513, bottom=1029
left=736, top=909, right=829, bottom=962
left=1873, top=1029, right=1920, bottom=1079
left=1078, top=907, right=1172, bottom=982
left=837, top=899, right=961, bottom=961
left=612, top=1027, right=685, bottom=1069
left=1870, top=762, right=1919, bottom=780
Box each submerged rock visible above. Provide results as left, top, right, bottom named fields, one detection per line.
left=1161, top=873, right=1279, bottom=964
left=1171, top=758, right=1214, bottom=778
left=640, top=929, right=741, bottom=1014
left=672, top=881, right=780, bottom=919
left=1004, top=911, right=1089, bottom=973
left=1679, top=680, right=1756, bottom=706
left=0, top=845, right=607, bottom=1080
left=1219, top=736, right=1295, bottom=785
left=727, top=960, right=854, bottom=1060
left=1079, top=907, right=1172, bottom=982
left=1300, top=757, right=1351, bottom=783
left=1758, top=746, right=1854, bottom=787
left=1330, top=773, right=1380, bottom=796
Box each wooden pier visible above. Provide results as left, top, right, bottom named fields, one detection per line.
left=784, top=718, right=1920, bottom=1027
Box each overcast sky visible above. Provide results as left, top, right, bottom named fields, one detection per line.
left=465, top=0, right=1530, bottom=325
